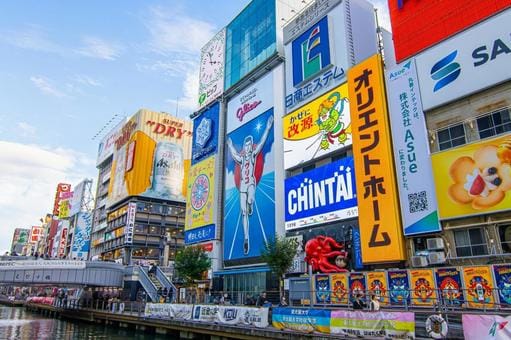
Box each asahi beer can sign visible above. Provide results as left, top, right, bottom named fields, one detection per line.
left=146, top=142, right=185, bottom=201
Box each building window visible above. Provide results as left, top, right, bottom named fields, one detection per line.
left=477, top=108, right=511, bottom=139
left=499, top=225, right=511, bottom=253
left=437, top=124, right=466, bottom=150
left=453, top=228, right=488, bottom=257
left=302, top=164, right=315, bottom=173
left=332, top=152, right=347, bottom=162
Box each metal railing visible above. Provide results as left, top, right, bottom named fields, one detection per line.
left=134, top=266, right=159, bottom=302
left=155, top=267, right=177, bottom=302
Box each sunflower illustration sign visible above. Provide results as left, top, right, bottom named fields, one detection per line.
left=283, top=83, right=352, bottom=169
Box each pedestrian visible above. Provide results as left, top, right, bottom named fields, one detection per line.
left=256, top=292, right=269, bottom=307
left=369, top=294, right=380, bottom=311
left=279, top=296, right=288, bottom=307
left=352, top=293, right=366, bottom=310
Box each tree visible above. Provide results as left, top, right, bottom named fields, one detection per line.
left=174, top=246, right=212, bottom=286
left=261, top=236, right=299, bottom=299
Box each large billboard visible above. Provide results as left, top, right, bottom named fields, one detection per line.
left=192, top=102, right=219, bottom=165
left=285, top=157, right=358, bottom=230
left=388, top=0, right=511, bottom=62
left=283, top=0, right=377, bottom=112
left=71, top=212, right=92, bottom=260
left=29, top=226, right=43, bottom=244
left=185, top=156, right=216, bottom=244
left=431, top=133, right=511, bottom=220
left=223, top=108, right=275, bottom=265
left=53, top=183, right=71, bottom=216
left=283, top=83, right=352, bottom=169
left=416, top=9, right=511, bottom=111
left=108, top=110, right=193, bottom=207
left=198, top=29, right=225, bottom=109
left=11, top=228, right=29, bottom=254
left=348, top=54, right=406, bottom=264
left=386, top=60, right=441, bottom=236
left=96, top=119, right=125, bottom=166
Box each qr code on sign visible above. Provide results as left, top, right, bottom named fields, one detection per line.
left=408, top=191, right=428, bottom=213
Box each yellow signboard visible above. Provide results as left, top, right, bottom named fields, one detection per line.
left=185, top=156, right=216, bottom=231
left=462, top=266, right=496, bottom=309
left=409, top=269, right=436, bottom=306
left=366, top=271, right=389, bottom=305
left=347, top=54, right=406, bottom=263
left=330, top=273, right=349, bottom=305
left=431, top=133, right=511, bottom=219
left=58, top=200, right=70, bottom=219
left=283, top=83, right=352, bottom=169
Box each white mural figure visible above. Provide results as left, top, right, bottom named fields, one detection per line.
left=227, top=115, right=273, bottom=255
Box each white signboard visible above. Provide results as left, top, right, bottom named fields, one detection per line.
left=192, top=305, right=269, bottom=328
left=125, top=202, right=136, bottom=244
left=0, top=260, right=86, bottom=270
left=416, top=8, right=511, bottom=111
left=226, top=69, right=274, bottom=133
left=198, top=29, right=226, bottom=110
left=386, top=60, right=441, bottom=236
left=68, top=180, right=85, bottom=216
left=144, top=303, right=193, bottom=319
left=96, top=120, right=124, bottom=166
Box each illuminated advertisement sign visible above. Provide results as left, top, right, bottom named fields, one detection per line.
left=285, top=157, right=358, bottom=230
left=348, top=54, right=406, bottom=263
left=185, top=157, right=216, bottom=244
left=388, top=0, right=510, bottom=62
left=386, top=60, right=441, bottom=236
left=198, top=29, right=225, bottom=109
left=192, top=102, right=219, bottom=165
left=226, top=70, right=274, bottom=134
left=416, top=9, right=511, bottom=111
left=53, top=183, right=71, bottom=216
left=431, top=133, right=511, bottom=220
left=223, top=108, right=274, bottom=265
left=71, top=212, right=92, bottom=260
left=108, top=110, right=192, bottom=207
left=284, top=0, right=377, bottom=112
left=283, top=83, right=351, bottom=169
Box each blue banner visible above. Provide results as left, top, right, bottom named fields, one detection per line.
left=71, top=212, right=92, bottom=259
left=388, top=270, right=411, bottom=306
left=192, top=102, right=219, bottom=165
left=352, top=227, right=363, bottom=270
left=493, top=264, right=511, bottom=307
left=272, top=308, right=331, bottom=333
left=285, top=157, right=358, bottom=230
left=185, top=224, right=216, bottom=245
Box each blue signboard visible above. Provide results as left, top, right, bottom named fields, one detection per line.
left=223, top=108, right=275, bottom=263
left=192, top=102, right=219, bottom=165
left=184, top=224, right=216, bottom=245
left=285, top=157, right=358, bottom=230
left=71, top=212, right=92, bottom=259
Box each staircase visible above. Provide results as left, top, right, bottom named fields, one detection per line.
left=155, top=267, right=177, bottom=302
left=136, top=266, right=159, bottom=302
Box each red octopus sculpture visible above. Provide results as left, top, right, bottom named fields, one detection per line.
left=304, top=235, right=348, bottom=273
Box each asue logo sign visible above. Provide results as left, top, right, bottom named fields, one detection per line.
left=416, top=8, right=511, bottom=111
left=292, top=16, right=331, bottom=86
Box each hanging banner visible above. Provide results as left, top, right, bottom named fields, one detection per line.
left=315, top=274, right=331, bottom=304
left=435, top=267, right=465, bottom=306
left=192, top=305, right=269, bottom=328
left=386, top=59, right=440, bottom=236
left=349, top=272, right=367, bottom=303
left=366, top=271, right=389, bottom=306
left=463, top=314, right=511, bottom=340
left=493, top=264, right=511, bottom=308
left=388, top=270, right=411, bottom=306
left=330, top=310, right=415, bottom=338
left=331, top=273, right=349, bottom=305
left=272, top=307, right=330, bottom=333
left=409, top=269, right=436, bottom=306
left=145, top=303, right=193, bottom=319
left=463, top=266, right=496, bottom=309
left=348, top=54, right=406, bottom=263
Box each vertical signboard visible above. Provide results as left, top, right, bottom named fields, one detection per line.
left=125, top=202, right=136, bottom=244
left=348, top=272, right=366, bottom=303
left=223, top=108, right=275, bottom=265
left=283, top=84, right=352, bottom=169
left=68, top=180, right=86, bottom=217
left=387, top=270, right=411, bottom=306
left=366, top=271, right=389, bottom=305
left=198, top=29, right=226, bottom=109
left=409, top=269, right=437, bottom=306
left=185, top=157, right=216, bottom=244
left=348, top=54, right=406, bottom=263
left=386, top=60, right=440, bottom=236
left=53, top=183, right=71, bottom=216
left=462, top=266, right=496, bottom=309
left=192, top=102, right=219, bottom=165
left=331, top=273, right=349, bottom=304
left=435, top=267, right=465, bottom=306
left=71, top=212, right=92, bottom=260
left=315, top=274, right=331, bottom=304
left=29, top=226, right=42, bottom=244
left=57, top=221, right=69, bottom=258
left=493, top=264, right=511, bottom=308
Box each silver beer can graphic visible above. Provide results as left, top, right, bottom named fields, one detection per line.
left=149, top=141, right=185, bottom=200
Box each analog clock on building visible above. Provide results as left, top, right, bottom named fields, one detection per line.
left=199, top=30, right=225, bottom=107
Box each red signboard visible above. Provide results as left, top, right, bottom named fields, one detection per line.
left=388, top=0, right=511, bottom=62
left=52, top=183, right=71, bottom=216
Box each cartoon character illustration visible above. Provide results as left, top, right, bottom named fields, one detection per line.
left=315, top=276, right=330, bottom=303
left=332, top=279, right=348, bottom=303
left=414, top=278, right=434, bottom=303
left=467, top=276, right=492, bottom=303
left=448, top=139, right=511, bottom=209
left=226, top=115, right=273, bottom=255
left=497, top=274, right=511, bottom=305
left=316, top=92, right=351, bottom=150
left=304, top=236, right=348, bottom=273
left=390, top=279, right=410, bottom=304
left=369, top=279, right=387, bottom=302
left=439, top=277, right=462, bottom=304
left=350, top=279, right=365, bottom=301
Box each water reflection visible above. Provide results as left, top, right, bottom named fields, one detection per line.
left=0, top=306, right=170, bottom=339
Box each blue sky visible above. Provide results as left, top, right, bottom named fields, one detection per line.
left=0, top=0, right=389, bottom=253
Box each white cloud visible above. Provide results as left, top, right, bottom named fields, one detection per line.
left=73, top=75, right=103, bottom=87
left=17, top=122, right=37, bottom=137
left=0, top=25, right=67, bottom=55
left=30, top=76, right=67, bottom=98
left=146, top=6, right=216, bottom=55
left=76, top=36, right=122, bottom=60
left=165, top=64, right=200, bottom=114
left=0, top=141, right=96, bottom=254
left=136, top=58, right=197, bottom=78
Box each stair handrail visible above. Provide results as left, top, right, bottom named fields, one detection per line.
left=155, top=266, right=178, bottom=302
left=136, top=266, right=159, bottom=302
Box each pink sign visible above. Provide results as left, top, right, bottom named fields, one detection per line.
left=463, top=314, right=511, bottom=340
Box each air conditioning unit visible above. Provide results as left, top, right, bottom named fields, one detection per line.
left=428, top=251, right=446, bottom=264
left=427, top=238, right=444, bottom=250
left=411, top=256, right=428, bottom=267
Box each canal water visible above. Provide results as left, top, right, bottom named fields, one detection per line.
left=0, top=306, right=169, bottom=339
